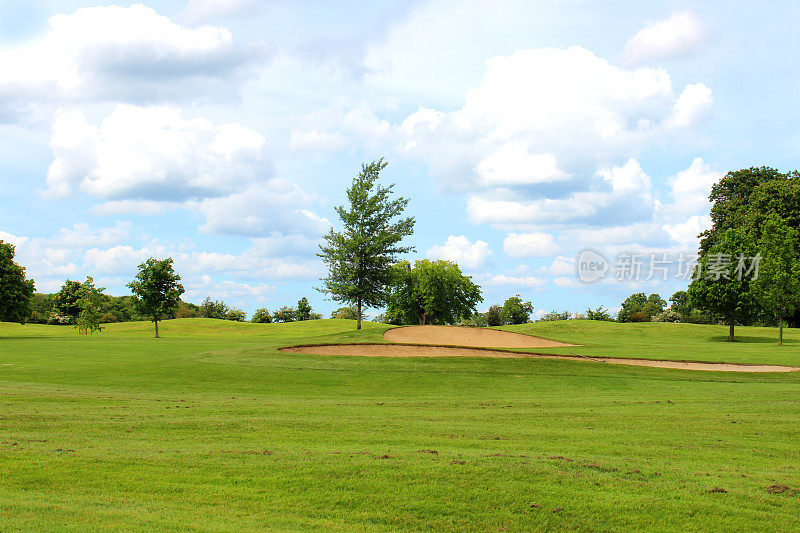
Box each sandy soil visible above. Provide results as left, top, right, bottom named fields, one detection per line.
left=383, top=325, right=576, bottom=348
left=281, top=344, right=800, bottom=373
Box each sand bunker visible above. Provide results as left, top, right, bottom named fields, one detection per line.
left=281, top=344, right=800, bottom=373
left=383, top=325, right=576, bottom=348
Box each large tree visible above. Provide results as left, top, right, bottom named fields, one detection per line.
left=385, top=260, right=482, bottom=325
left=689, top=227, right=758, bottom=341
left=127, top=258, right=185, bottom=338
left=751, top=215, right=800, bottom=345
left=318, top=158, right=415, bottom=330
left=0, top=241, right=35, bottom=324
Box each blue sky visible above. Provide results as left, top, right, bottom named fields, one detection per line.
left=1, top=0, right=798, bottom=318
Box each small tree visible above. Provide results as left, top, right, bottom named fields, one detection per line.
left=272, top=306, right=297, bottom=323
left=669, top=291, right=691, bottom=320
left=484, top=305, right=504, bottom=326
left=127, top=258, right=185, bottom=338
left=251, top=308, right=273, bottom=323
left=0, top=241, right=35, bottom=324
left=296, top=297, right=313, bottom=321
left=751, top=215, right=800, bottom=345
left=225, top=308, right=247, bottom=322
left=501, top=295, right=533, bottom=325
left=75, top=276, right=104, bottom=335
left=318, top=158, right=415, bottom=330
left=331, top=306, right=360, bottom=320
left=55, top=279, right=83, bottom=323
left=585, top=306, right=611, bottom=321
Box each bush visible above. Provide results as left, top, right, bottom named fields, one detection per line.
left=653, top=309, right=681, bottom=323
left=251, top=308, right=273, bottom=323
left=687, top=309, right=712, bottom=324
left=628, top=311, right=650, bottom=322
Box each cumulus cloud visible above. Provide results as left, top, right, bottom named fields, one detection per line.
left=663, top=157, right=720, bottom=215
left=45, top=105, right=267, bottom=201
left=475, top=143, right=569, bottom=186
left=621, top=11, right=707, bottom=65
left=0, top=4, right=254, bottom=115
left=503, top=232, right=560, bottom=258
left=426, top=235, right=492, bottom=269
left=485, top=274, right=546, bottom=289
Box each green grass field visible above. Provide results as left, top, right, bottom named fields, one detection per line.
left=1, top=319, right=799, bottom=531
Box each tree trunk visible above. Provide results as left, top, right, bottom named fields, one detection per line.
left=779, top=316, right=784, bottom=346
left=728, top=315, right=734, bottom=342
left=356, top=300, right=362, bottom=331
left=154, top=319, right=159, bottom=339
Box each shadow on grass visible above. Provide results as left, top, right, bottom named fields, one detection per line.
left=707, top=335, right=795, bottom=344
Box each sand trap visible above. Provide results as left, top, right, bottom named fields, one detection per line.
left=281, top=344, right=800, bottom=373
left=383, top=325, right=575, bottom=348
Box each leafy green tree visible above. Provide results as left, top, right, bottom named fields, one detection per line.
left=643, top=294, right=667, bottom=318
left=484, top=305, right=504, bottom=326
left=0, top=241, right=35, bottom=324
left=272, top=306, right=297, bottom=323
left=669, top=291, right=691, bottom=320
left=296, top=297, right=313, bottom=321
left=617, top=293, right=647, bottom=322
left=689, top=227, right=758, bottom=341
left=318, top=158, right=415, bottom=330
left=127, top=258, right=185, bottom=338
left=501, top=295, right=533, bottom=325
left=251, top=308, right=273, bottom=323
left=55, top=279, right=83, bottom=322
left=225, top=308, right=247, bottom=322
left=386, top=260, right=482, bottom=325
left=75, top=277, right=104, bottom=335
left=585, top=306, right=612, bottom=321
left=751, top=215, right=800, bottom=345
left=28, top=293, right=56, bottom=324
left=538, top=310, right=572, bottom=322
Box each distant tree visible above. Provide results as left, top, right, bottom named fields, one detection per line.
left=618, top=293, right=665, bottom=322
left=272, top=306, right=297, bottom=323
left=174, top=301, right=200, bottom=319
left=28, top=293, right=56, bottom=324
left=537, top=310, right=572, bottom=322
left=0, top=241, right=35, bottom=324
left=585, top=306, right=612, bottom=321
left=225, top=308, right=247, bottom=322
left=669, top=291, right=691, bottom=320
left=296, top=297, right=313, bottom=321
left=199, top=297, right=229, bottom=319
left=318, top=158, right=415, bottom=330
left=484, top=305, right=504, bottom=326
left=251, top=308, right=273, bottom=323
left=643, top=294, right=667, bottom=318
left=127, top=258, right=185, bottom=338
left=688, top=227, right=758, bottom=341
left=55, top=279, right=83, bottom=322
left=751, top=215, right=800, bottom=345
left=385, top=260, right=482, bottom=325
left=501, top=295, right=533, bottom=325
left=75, top=277, right=104, bottom=335
left=331, top=306, right=360, bottom=320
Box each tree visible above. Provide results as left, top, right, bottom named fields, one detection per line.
left=318, top=159, right=415, bottom=330
left=200, top=297, right=228, bottom=319
left=251, top=308, right=273, bottom=323
left=643, top=294, right=667, bottom=318
left=484, top=305, right=504, bottom=326
left=585, top=306, right=611, bottom=321
left=688, top=227, right=758, bottom=341
left=331, top=306, right=360, bottom=320
left=225, top=308, right=247, bottom=322
left=0, top=241, right=35, bottom=324
left=296, top=297, right=313, bottom=321
left=669, top=291, right=691, bottom=320
left=127, top=258, right=185, bottom=338
left=272, top=306, right=297, bottom=323
left=55, top=280, right=83, bottom=322
left=751, top=215, right=800, bottom=345
left=75, top=277, right=104, bottom=335
left=385, top=260, right=482, bottom=325
left=501, top=295, right=533, bottom=325
left=617, top=293, right=665, bottom=322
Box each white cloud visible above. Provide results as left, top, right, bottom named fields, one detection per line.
left=664, top=157, right=720, bottom=215
left=667, top=83, right=713, bottom=129
left=0, top=4, right=252, bottom=114
left=426, top=235, right=492, bottom=269
left=476, top=143, right=568, bottom=186
left=503, top=232, right=560, bottom=258
left=621, top=11, right=707, bottom=65
left=182, top=0, right=262, bottom=24
left=486, top=274, right=546, bottom=288
left=46, top=105, right=267, bottom=201
left=662, top=215, right=711, bottom=248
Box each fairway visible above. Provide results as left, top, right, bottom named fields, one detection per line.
left=2, top=319, right=800, bottom=531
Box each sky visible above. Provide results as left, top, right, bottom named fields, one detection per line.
left=1, top=0, right=799, bottom=319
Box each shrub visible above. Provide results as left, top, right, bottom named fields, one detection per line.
left=628, top=311, right=650, bottom=322
left=653, top=309, right=681, bottom=323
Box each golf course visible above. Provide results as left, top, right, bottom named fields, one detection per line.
left=1, top=319, right=798, bottom=531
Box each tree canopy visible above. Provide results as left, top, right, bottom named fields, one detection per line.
left=0, top=240, right=35, bottom=324
left=318, top=158, right=415, bottom=329
left=385, top=259, right=482, bottom=325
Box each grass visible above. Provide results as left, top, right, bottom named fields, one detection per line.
left=1, top=318, right=799, bottom=531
